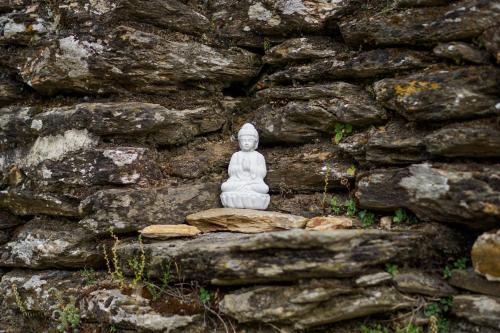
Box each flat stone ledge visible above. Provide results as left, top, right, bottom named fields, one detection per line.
left=186, top=208, right=308, bottom=233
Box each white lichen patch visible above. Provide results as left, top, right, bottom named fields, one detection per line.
left=399, top=164, right=450, bottom=200
left=22, top=275, right=47, bottom=293
left=30, top=119, right=43, bottom=130
left=280, top=0, right=307, bottom=15
left=87, top=0, right=117, bottom=15
left=23, top=129, right=98, bottom=168
left=6, top=234, right=71, bottom=265
left=103, top=149, right=139, bottom=167
left=248, top=3, right=273, bottom=21
left=40, top=165, right=52, bottom=179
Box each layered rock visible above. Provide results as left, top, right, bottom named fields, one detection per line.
left=186, top=208, right=308, bottom=233
left=374, top=66, right=500, bottom=122
left=340, top=0, right=500, bottom=47
left=393, top=271, right=456, bottom=296
left=452, top=295, right=500, bottom=330
left=450, top=269, right=500, bottom=297
left=118, top=226, right=463, bottom=285
left=356, top=163, right=500, bottom=229
left=220, top=282, right=415, bottom=330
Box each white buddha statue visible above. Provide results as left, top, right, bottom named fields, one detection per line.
left=220, top=123, right=270, bottom=210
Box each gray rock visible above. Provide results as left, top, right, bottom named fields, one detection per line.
left=452, top=295, right=500, bottom=330
left=356, top=163, right=500, bottom=229
left=264, top=143, right=354, bottom=193
left=0, top=229, right=10, bottom=244
left=0, top=217, right=101, bottom=269
left=118, top=227, right=462, bottom=285
left=394, top=271, right=456, bottom=296
left=23, top=146, right=162, bottom=199
left=0, top=77, right=23, bottom=106
left=79, top=182, right=221, bottom=234
left=20, top=26, right=260, bottom=95
left=0, top=0, right=24, bottom=12
left=340, top=0, right=499, bottom=47
left=374, top=66, right=500, bottom=122
left=221, top=283, right=415, bottom=329
left=262, top=37, right=349, bottom=65
left=395, top=0, right=450, bottom=7
left=249, top=83, right=386, bottom=145
left=263, top=48, right=430, bottom=84
left=450, top=269, right=500, bottom=298
left=433, top=42, right=491, bottom=64
left=424, top=118, right=500, bottom=157
left=32, top=101, right=227, bottom=146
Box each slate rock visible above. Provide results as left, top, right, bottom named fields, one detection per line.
left=220, top=283, right=415, bottom=329
left=394, top=271, right=456, bottom=296
left=472, top=230, right=500, bottom=281
left=340, top=0, right=500, bottom=47
left=356, top=163, right=500, bottom=229
left=355, top=272, right=392, bottom=287
left=262, top=37, right=349, bottom=65
left=433, top=42, right=491, bottom=64
left=0, top=210, right=23, bottom=229
left=374, top=65, right=500, bottom=122
left=481, top=26, right=500, bottom=63
left=186, top=208, right=308, bottom=233
left=79, top=182, right=221, bottom=234
left=118, top=227, right=463, bottom=285
left=20, top=27, right=260, bottom=95
left=452, top=295, right=500, bottom=330
left=305, top=216, right=357, bottom=230
left=263, top=48, right=430, bottom=84
left=450, top=269, right=500, bottom=297
left=0, top=217, right=101, bottom=269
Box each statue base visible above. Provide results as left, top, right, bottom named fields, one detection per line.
left=220, top=192, right=270, bottom=210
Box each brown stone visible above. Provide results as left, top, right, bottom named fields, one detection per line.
left=450, top=269, right=500, bottom=297
left=305, top=216, right=355, bottom=230
left=140, top=225, right=201, bottom=239
left=433, top=42, right=491, bottom=64
left=394, top=271, right=456, bottom=296
left=186, top=208, right=308, bottom=233
left=452, top=295, right=500, bottom=330
left=472, top=230, right=500, bottom=281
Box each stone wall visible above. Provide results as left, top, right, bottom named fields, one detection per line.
left=0, top=0, right=499, bottom=332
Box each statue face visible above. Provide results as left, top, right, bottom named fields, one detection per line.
left=239, top=135, right=257, bottom=152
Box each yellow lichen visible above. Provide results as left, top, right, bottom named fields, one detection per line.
left=395, top=80, right=441, bottom=97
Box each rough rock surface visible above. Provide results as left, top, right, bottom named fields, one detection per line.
left=118, top=227, right=463, bottom=285
left=472, top=230, right=500, bottom=281
left=394, top=271, right=456, bottom=296
left=452, top=295, right=500, bottom=330
left=220, top=282, right=415, bottom=330
left=356, top=163, right=500, bottom=229
left=186, top=208, right=308, bottom=233
left=140, top=225, right=201, bottom=239
left=450, top=269, right=500, bottom=297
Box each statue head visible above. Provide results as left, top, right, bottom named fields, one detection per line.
left=238, top=123, right=259, bottom=152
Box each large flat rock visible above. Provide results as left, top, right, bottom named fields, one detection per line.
left=450, top=269, right=500, bottom=297
left=374, top=66, right=500, bottom=122
left=79, top=182, right=220, bottom=234
left=118, top=226, right=463, bottom=285
left=452, top=295, right=500, bottom=330
left=340, top=0, right=499, bottom=47
left=0, top=217, right=101, bottom=269
left=140, top=224, right=201, bottom=239
left=221, top=283, right=415, bottom=329
left=263, top=48, right=431, bottom=84
left=356, top=163, right=500, bottom=229
left=472, top=230, right=500, bottom=281
left=186, top=208, right=308, bottom=233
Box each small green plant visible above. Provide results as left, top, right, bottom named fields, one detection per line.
left=109, top=324, right=117, bottom=333
left=437, top=318, right=449, bottom=333
left=443, top=257, right=468, bottom=279
left=330, top=196, right=341, bottom=215
left=333, top=123, right=353, bottom=144
left=424, top=297, right=453, bottom=317
left=263, top=38, right=271, bottom=52
left=80, top=267, right=97, bottom=286
left=199, top=287, right=212, bottom=305
left=11, top=284, right=29, bottom=317
left=359, top=209, right=375, bottom=228
left=360, top=324, right=389, bottom=333
left=127, top=235, right=146, bottom=288
left=345, top=198, right=357, bottom=217
left=393, top=208, right=419, bottom=224
left=346, top=164, right=356, bottom=176
left=54, top=297, right=80, bottom=333
left=386, top=263, right=399, bottom=277
left=397, top=324, right=423, bottom=333
left=103, top=228, right=126, bottom=290
left=144, top=260, right=172, bottom=301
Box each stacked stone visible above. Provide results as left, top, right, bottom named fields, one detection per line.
left=0, top=0, right=499, bottom=331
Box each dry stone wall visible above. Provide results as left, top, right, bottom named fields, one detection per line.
left=0, top=0, right=499, bottom=332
